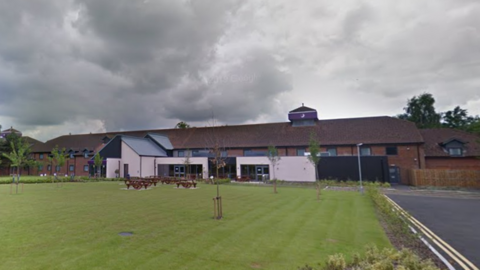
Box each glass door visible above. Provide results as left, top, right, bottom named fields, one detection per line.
left=174, top=165, right=185, bottom=178
left=255, top=165, right=270, bottom=181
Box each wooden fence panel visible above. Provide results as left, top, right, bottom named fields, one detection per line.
left=408, top=169, right=480, bottom=188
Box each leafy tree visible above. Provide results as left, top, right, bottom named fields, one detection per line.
left=175, top=121, right=190, bottom=129
left=267, top=145, right=281, bottom=194
left=0, top=133, right=24, bottom=171
left=442, top=106, right=475, bottom=130
left=397, top=93, right=441, bottom=128
left=94, top=153, right=103, bottom=178
left=2, top=140, right=34, bottom=194
left=48, top=146, right=68, bottom=182
left=307, top=132, right=321, bottom=201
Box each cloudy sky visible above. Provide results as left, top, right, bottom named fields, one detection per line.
left=1, top=0, right=479, bottom=141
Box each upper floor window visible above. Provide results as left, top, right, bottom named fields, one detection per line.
left=69, top=152, right=74, bottom=159
left=178, top=151, right=185, bottom=157
left=448, top=148, right=462, bottom=156
left=296, top=149, right=305, bottom=156
left=385, top=146, right=398, bottom=155
left=39, top=153, right=44, bottom=160
left=84, top=152, right=89, bottom=158
left=360, top=147, right=371, bottom=156
left=327, top=147, right=337, bottom=156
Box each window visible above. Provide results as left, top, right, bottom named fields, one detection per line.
left=386, top=146, right=398, bottom=155
left=83, top=165, right=89, bottom=172
left=39, top=154, right=44, bottom=160
left=69, top=152, right=74, bottom=159
left=360, top=147, right=371, bottom=156
left=38, top=165, right=43, bottom=171
left=178, top=151, right=185, bottom=157
left=448, top=148, right=462, bottom=156
left=55, top=165, right=60, bottom=172
left=84, top=151, right=89, bottom=158
left=296, top=149, right=305, bottom=156
left=47, top=165, right=51, bottom=171
left=327, top=148, right=337, bottom=156
left=69, top=165, right=74, bottom=172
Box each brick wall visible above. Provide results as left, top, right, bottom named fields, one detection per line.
left=426, top=157, right=480, bottom=170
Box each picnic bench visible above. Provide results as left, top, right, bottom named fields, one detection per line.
left=124, top=179, right=153, bottom=190
left=176, top=179, right=197, bottom=189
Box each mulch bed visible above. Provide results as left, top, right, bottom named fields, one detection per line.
left=377, top=210, right=447, bottom=269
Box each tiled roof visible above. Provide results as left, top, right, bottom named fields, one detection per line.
left=23, top=136, right=44, bottom=146
left=30, top=116, right=424, bottom=152
left=420, top=129, right=480, bottom=157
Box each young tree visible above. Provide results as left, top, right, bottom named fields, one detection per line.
left=49, top=146, right=68, bottom=182
left=183, top=149, right=192, bottom=179
left=307, top=132, right=321, bottom=201
left=93, top=153, right=103, bottom=178
left=267, top=145, right=281, bottom=194
left=2, top=140, right=34, bottom=194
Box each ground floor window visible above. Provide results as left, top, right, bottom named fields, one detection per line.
left=240, top=165, right=269, bottom=181
left=83, top=165, right=89, bottom=172
left=69, top=165, right=74, bottom=171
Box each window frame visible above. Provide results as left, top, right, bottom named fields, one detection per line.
left=326, top=147, right=337, bottom=156
left=83, top=165, right=89, bottom=172
left=448, top=147, right=463, bottom=156
left=360, top=147, right=372, bottom=156
left=39, top=153, right=44, bottom=160
left=69, top=165, right=74, bottom=172
left=296, top=149, right=305, bottom=156
left=385, top=146, right=398, bottom=156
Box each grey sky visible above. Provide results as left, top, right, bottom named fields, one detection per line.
left=0, top=0, right=479, bottom=141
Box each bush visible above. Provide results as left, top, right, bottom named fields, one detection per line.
left=213, top=178, right=231, bottom=185
left=298, top=245, right=439, bottom=270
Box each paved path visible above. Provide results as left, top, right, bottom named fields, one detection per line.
left=387, top=193, right=480, bottom=268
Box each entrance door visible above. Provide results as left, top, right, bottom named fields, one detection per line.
left=174, top=165, right=185, bottom=178
left=124, top=164, right=129, bottom=178
left=255, top=165, right=269, bottom=181
left=389, top=166, right=400, bottom=183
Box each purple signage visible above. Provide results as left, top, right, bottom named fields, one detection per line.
left=288, top=111, right=318, bottom=121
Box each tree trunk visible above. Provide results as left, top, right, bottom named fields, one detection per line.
left=16, top=166, right=20, bottom=194
left=316, top=182, right=320, bottom=201
left=274, top=179, right=277, bottom=194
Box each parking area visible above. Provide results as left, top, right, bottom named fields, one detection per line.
left=386, top=192, right=480, bottom=267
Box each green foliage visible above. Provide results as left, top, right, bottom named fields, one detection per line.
left=214, top=178, right=231, bottom=185
left=0, top=133, right=29, bottom=168
left=0, top=176, right=125, bottom=184
left=319, top=180, right=391, bottom=188
left=93, top=152, right=103, bottom=177
left=175, top=121, right=190, bottom=129
left=397, top=93, right=441, bottom=128
left=298, top=245, right=439, bottom=270
left=397, top=93, right=480, bottom=134
left=49, top=145, right=68, bottom=173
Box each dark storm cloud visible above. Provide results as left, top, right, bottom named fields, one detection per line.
left=0, top=0, right=293, bottom=139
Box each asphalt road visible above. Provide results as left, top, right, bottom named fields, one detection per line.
left=387, top=194, right=480, bottom=268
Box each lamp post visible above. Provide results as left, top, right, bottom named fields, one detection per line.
left=356, top=143, right=364, bottom=194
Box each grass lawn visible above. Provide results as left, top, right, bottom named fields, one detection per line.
left=0, top=182, right=390, bottom=270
